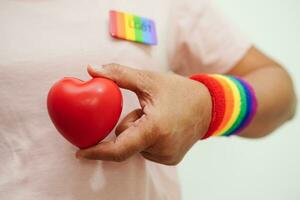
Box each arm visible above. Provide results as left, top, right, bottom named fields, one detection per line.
left=75, top=48, right=297, bottom=165
left=227, top=47, right=297, bottom=138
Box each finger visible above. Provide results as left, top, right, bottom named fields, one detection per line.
left=87, top=64, right=155, bottom=93
left=76, top=116, right=154, bottom=162
left=115, top=109, right=143, bottom=136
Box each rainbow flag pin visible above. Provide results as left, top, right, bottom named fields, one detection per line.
left=109, top=10, right=157, bottom=45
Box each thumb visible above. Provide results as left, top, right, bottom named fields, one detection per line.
left=87, top=63, right=155, bottom=93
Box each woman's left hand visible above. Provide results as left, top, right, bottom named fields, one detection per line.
left=76, top=63, right=211, bottom=165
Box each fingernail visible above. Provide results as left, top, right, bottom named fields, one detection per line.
left=89, top=64, right=105, bottom=70
left=87, top=65, right=107, bottom=77
left=75, top=152, right=83, bottom=159
left=102, top=63, right=111, bottom=67
left=88, top=64, right=101, bottom=71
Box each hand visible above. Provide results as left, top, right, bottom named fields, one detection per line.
left=76, top=64, right=212, bottom=165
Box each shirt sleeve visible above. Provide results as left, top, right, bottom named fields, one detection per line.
left=167, top=0, right=252, bottom=76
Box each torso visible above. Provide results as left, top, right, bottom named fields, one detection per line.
left=0, top=1, right=181, bottom=199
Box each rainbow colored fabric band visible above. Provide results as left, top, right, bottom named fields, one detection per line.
left=190, top=74, right=257, bottom=138
left=109, top=10, right=157, bottom=45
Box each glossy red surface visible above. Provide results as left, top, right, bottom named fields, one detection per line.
left=47, top=77, right=122, bottom=149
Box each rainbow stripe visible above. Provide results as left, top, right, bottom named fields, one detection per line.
left=190, top=74, right=257, bottom=138
left=109, top=10, right=157, bottom=45
left=211, top=75, right=257, bottom=136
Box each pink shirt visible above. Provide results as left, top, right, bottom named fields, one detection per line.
left=0, top=0, right=250, bottom=199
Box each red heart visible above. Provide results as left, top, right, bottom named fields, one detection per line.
left=47, top=77, right=122, bottom=149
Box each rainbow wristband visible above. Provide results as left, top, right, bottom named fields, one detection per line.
left=190, top=74, right=257, bottom=139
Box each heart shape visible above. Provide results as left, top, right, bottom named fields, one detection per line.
left=47, top=77, right=123, bottom=149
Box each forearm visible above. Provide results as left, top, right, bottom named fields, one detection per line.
left=235, top=66, right=296, bottom=138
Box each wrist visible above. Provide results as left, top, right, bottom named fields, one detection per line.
left=189, top=79, right=212, bottom=139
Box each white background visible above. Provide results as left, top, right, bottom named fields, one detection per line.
left=178, top=0, right=300, bottom=199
